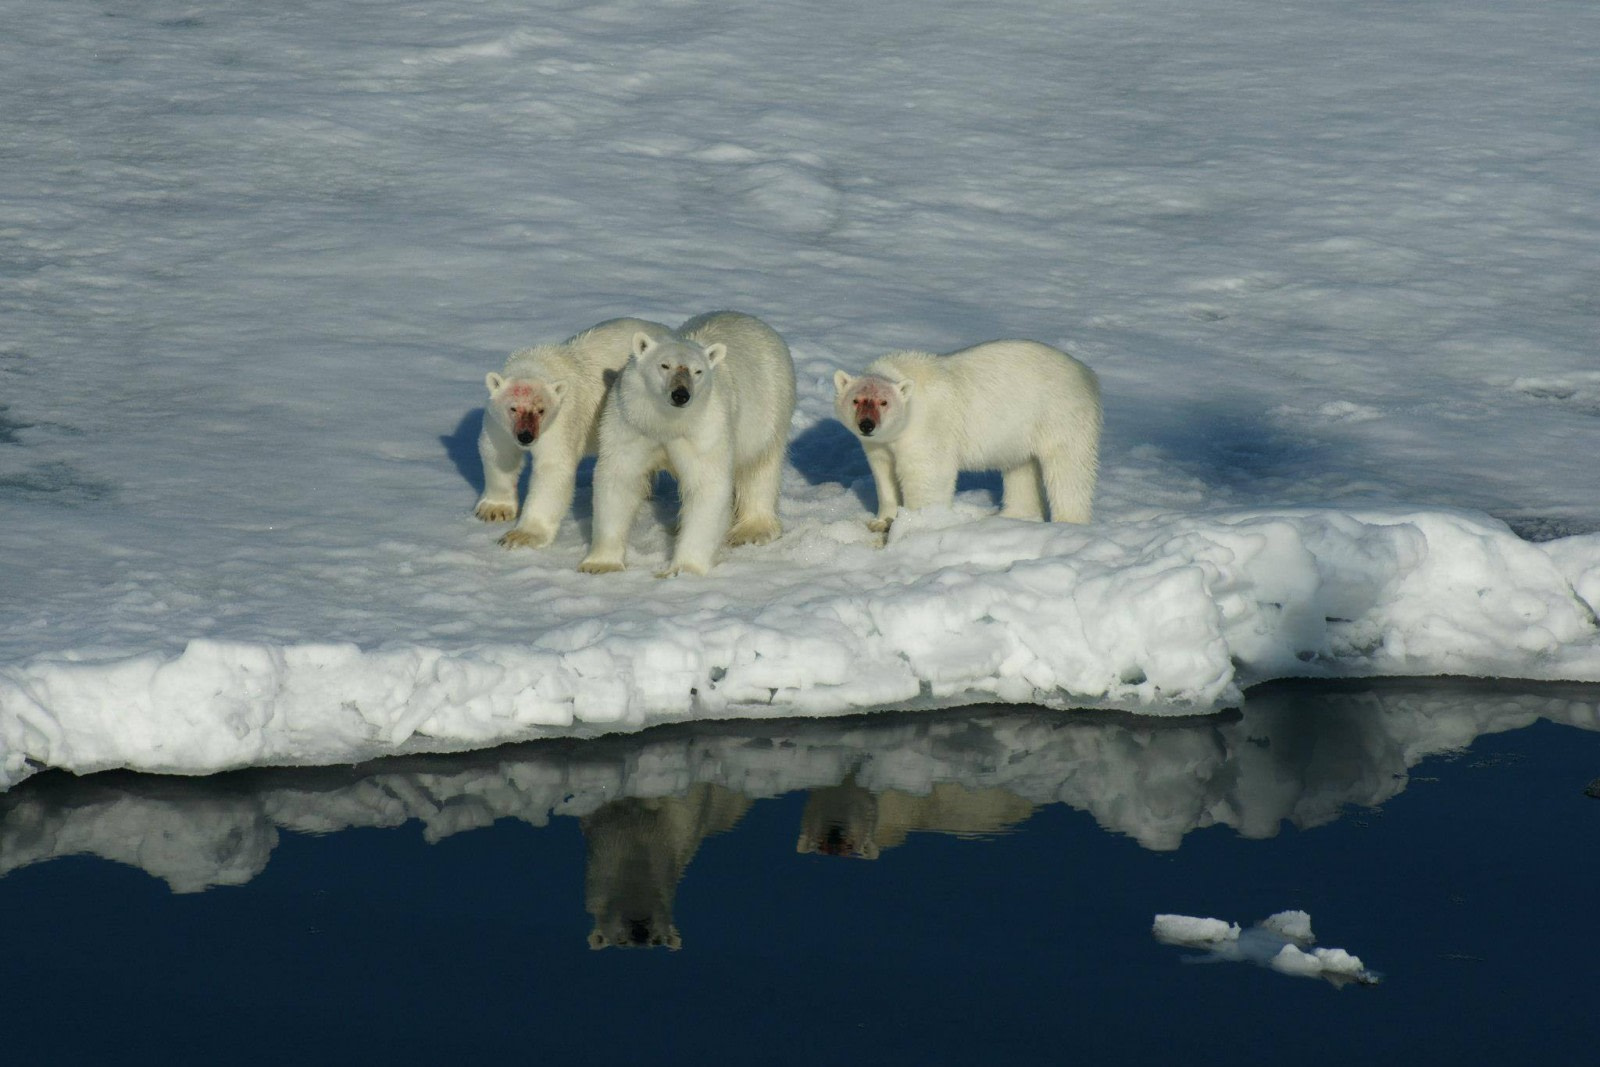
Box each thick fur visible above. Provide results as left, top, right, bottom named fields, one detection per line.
left=833, top=340, right=1101, bottom=532
left=580, top=785, right=752, bottom=950
left=580, top=311, right=796, bottom=577
left=477, top=317, right=671, bottom=548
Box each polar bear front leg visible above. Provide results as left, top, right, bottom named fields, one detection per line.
left=500, top=442, right=577, bottom=549
left=579, top=439, right=657, bottom=574
left=660, top=439, right=733, bottom=578
left=894, top=449, right=958, bottom=513
left=475, top=419, right=524, bottom=523
left=863, top=445, right=900, bottom=533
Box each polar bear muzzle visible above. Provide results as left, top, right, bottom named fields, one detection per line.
left=513, top=408, right=541, bottom=444
left=668, top=367, right=693, bottom=407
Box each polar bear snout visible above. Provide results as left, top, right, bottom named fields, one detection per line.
left=513, top=408, right=541, bottom=445
left=668, top=367, right=693, bottom=407
left=851, top=395, right=888, bottom=437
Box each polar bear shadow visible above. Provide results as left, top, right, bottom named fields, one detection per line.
left=788, top=419, right=875, bottom=510
left=443, top=405, right=679, bottom=537
left=440, top=407, right=529, bottom=503
left=440, top=407, right=488, bottom=495
left=788, top=419, right=1002, bottom=511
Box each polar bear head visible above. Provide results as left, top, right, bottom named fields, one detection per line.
left=484, top=373, right=567, bottom=447
left=630, top=331, right=726, bottom=411
left=833, top=370, right=913, bottom=443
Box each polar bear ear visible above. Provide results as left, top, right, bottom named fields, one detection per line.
left=547, top=380, right=567, bottom=401
left=631, top=332, right=656, bottom=359
left=894, top=378, right=914, bottom=400
left=485, top=372, right=505, bottom=394
left=587, top=930, right=607, bottom=950
left=703, top=343, right=728, bottom=368
left=833, top=369, right=855, bottom=395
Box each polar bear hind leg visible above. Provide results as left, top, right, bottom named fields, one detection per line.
left=1038, top=444, right=1095, bottom=524
left=999, top=460, right=1045, bottom=520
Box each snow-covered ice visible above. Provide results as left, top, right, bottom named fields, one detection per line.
left=1154, top=910, right=1380, bottom=987
left=3, top=0, right=1599, bottom=788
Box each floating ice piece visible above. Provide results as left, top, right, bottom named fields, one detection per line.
left=1153, top=910, right=1380, bottom=986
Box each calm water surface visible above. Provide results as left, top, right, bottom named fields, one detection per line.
left=2, top=679, right=1597, bottom=1065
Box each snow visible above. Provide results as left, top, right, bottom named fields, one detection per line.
left=1155, top=910, right=1380, bottom=986
left=3, top=0, right=1599, bottom=788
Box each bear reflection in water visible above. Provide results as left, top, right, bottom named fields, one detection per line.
left=796, top=778, right=1035, bottom=861
left=580, top=783, right=751, bottom=950
left=577, top=777, right=1035, bottom=949
left=8, top=682, right=1600, bottom=952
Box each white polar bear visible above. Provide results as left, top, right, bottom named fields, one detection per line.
left=476, top=317, right=671, bottom=548
left=833, top=339, right=1101, bottom=532
left=579, top=311, right=796, bottom=578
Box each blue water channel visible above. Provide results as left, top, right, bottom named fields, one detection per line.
left=3, top=679, right=1597, bottom=1065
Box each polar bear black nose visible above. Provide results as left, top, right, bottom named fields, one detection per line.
left=670, top=387, right=691, bottom=406
left=858, top=418, right=876, bottom=436
left=516, top=430, right=535, bottom=445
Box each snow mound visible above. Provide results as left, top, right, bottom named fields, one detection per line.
left=3, top=506, right=1599, bottom=789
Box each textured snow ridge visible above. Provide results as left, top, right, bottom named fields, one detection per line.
left=1155, top=911, right=1380, bottom=986
left=2, top=506, right=1598, bottom=788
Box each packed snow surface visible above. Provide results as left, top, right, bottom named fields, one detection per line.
left=4, top=0, right=1600, bottom=786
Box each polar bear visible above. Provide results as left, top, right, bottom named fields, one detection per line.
left=833, top=340, right=1101, bottom=532
left=579, top=311, right=796, bottom=577
left=580, top=784, right=752, bottom=950
left=476, top=317, right=671, bottom=548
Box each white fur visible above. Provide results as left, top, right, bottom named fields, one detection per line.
left=580, top=311, right=796, bottom=577
left=477, top=317, right=671, bottom=548
left=833, top=340, right=1101, bottom=532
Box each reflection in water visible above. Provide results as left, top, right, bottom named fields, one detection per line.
left=2, top=679, right=1597, bottom=947
left=582, top=785, right=751, bottom=950
left=797, top=778, right=1034, bottom=860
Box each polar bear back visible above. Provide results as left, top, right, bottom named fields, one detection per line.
left=678, top=311, right=796, bottom=466
left=870, top=340, right=1100, bottom=470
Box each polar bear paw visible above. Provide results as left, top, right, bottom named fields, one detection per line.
left=475, top=498, right=517, bottom=523
left=655, top=560, right=709, bottom=579
left=867, top=516, right=894, bottom=534
left=726, top=516, right=781, bottom=547
left=578, top=557, right=626, bottom=575
left=499, top=522, right=556, bottom=549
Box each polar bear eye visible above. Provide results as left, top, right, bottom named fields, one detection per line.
left=693, top=369, right=703, bottom=376
left=660, top=363, right=671, bottom=370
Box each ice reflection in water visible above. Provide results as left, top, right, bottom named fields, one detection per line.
left=3, top=679, right=1597, bottom=948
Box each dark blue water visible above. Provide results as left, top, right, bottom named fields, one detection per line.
left=3, top=679, right=1597, bottom=1065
